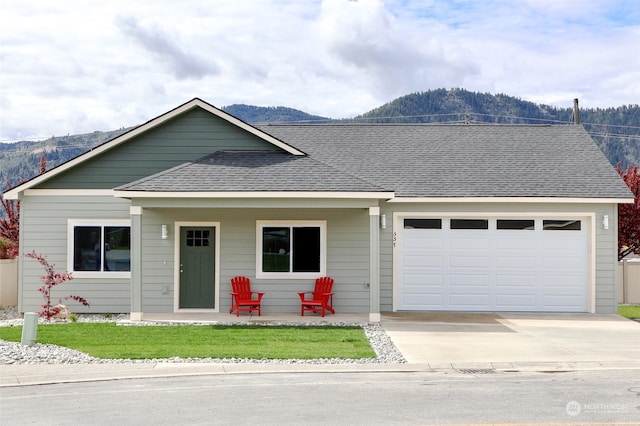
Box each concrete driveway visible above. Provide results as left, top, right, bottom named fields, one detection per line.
left=381, top=312, right=640, bottom=369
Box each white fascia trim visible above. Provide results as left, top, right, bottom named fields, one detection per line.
left=113, top=191, right=395, bottom=199
left=24, top=189, right=115, bottom=197
left=3, top=99, right=306, bottom=199
left=3, top=191, right=19, bottom=200
left=387, top=197, right=634, bottom=204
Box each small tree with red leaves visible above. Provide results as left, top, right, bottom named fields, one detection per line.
left=0, top=182, right=20, bottom=259
left=1, top=156, right=46, bottom=258
left=25, top=251, right=90, bottom=320
left=40, top=153, right=47, bottom=174
left=617, top=164, right=640, bottom=260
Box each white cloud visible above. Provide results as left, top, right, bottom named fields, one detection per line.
left=0, top=0, right=638, bottom=141
left=315, top=0, right=479, bottom=102
left=114, top=15, right=220, bottom=80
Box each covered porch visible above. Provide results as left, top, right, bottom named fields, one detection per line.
left=120, top=196, right=391, bottom=322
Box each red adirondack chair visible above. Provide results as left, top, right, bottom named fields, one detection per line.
left=298, top=276, right=335, bottom=317
left=229, top=276, right=265, bottom=317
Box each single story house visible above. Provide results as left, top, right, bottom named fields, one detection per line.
left=5, top=98, right=634, bottom=321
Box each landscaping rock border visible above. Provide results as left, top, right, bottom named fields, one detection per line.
left=0, top=306, right=406, bottom=365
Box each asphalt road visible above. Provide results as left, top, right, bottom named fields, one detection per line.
left=2, top=369, right=639, bottom=425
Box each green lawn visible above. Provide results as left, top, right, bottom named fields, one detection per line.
left=0, top=323, right=376, bottom=360
left=618, top=305, right=640, bottom=319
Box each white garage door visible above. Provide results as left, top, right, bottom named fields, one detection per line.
left=397, top=217, right=589, bottom=312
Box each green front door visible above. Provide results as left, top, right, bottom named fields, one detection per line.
left=179, top=227, right=216, bottom=309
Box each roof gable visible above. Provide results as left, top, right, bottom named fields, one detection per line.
left=4, top=98, right=304, bottom=199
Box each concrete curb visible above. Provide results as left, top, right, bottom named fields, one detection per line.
left=3, top=360, right=640, bottom=387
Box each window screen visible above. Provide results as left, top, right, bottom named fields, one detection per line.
left=261, top=225, right=321, bottom=274
left=73, top=225, right=130, bottom=272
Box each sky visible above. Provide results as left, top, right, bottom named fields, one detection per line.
left=1, top=0, right=639, bottom=142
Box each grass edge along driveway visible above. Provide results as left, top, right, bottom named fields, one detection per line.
left=618, top=304, right=640, bottom=319
left=0, top=323, right=376, bottom=360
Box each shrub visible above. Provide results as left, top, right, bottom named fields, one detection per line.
left=25, top=250, right=90, bottom=320
left=0, top=237, right=12, bottom=260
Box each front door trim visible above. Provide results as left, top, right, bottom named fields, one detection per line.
left=174, top=221, right=221, bottom=312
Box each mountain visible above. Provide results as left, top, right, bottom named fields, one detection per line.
left=222, top=104, right=330, bottom=124
left=1, top=90, right=639, bottom=189
left=0, top=129, right=131, bottom=189
left=355, top=89, right=640, bottom=169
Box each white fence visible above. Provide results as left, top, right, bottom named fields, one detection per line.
left=0, top=258, right=18, bottom=306
left=618, top=260, right=640, bottom=304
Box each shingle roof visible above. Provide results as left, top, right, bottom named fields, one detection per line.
left=256, top=124, right=633, bottom=198
left=116, top=150, right=386, bottom=193
left=116, top=122, right=632, bottom=199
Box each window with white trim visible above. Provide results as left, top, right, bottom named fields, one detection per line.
left=257, top=221, right=326, bottom=278
left=70, top=221, right=131, bottom=273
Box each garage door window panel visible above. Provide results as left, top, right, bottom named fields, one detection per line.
left=543, top=220, right=581, bottom=230
left=497, top=220, right=535, bottom=230
left=404, top=219, right=442, bottom=229
left=450, top=219, right=489, bottom=230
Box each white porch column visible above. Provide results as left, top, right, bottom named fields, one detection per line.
left=130, top=206, right=143, bottom=321
left=369, top=206, right=381, bottom=322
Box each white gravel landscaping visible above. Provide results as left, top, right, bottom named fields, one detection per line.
left=0, top=306, right=406, bottom=365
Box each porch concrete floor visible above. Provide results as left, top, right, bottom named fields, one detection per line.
left=137, top=312, right=370, bottom=324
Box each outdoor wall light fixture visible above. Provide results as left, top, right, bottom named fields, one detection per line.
left=380, top=214, right=387, bottom=229
left=602, top=215, right=609, bottom=230
left=161, top=224, right=168, bottom=239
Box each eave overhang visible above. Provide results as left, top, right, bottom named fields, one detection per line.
left=113, top=190, right=395, bottom=200
left=386, top=196, right=635, bottom=204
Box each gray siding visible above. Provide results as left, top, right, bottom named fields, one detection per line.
left=379, top=201, right=619, bottom=314
left=18, top=191, right=619, bottom=315
left=19, top=195, right=132, bottom=313
left=39, top=108, right=279, bottom=189
left=140, top=208, right=371, bottom=313
left=19, top=193, right=373, bottom=314
left=595, top=203, right=619, bottom=313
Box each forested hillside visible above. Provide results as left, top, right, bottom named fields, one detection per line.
left=1, top=89, right=639, bottom=188
left=223, top=104, right=329, bottom=124
left=0, top=129, right=130, bottom=189
left=355, top=88, right=640, bottom=168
